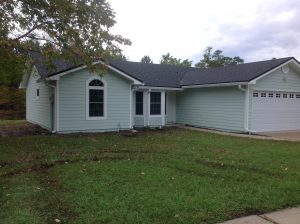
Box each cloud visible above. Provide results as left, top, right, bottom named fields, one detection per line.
left=209, top=0, right=300, bottom=62
left=109, top=0, right=300, bottom=63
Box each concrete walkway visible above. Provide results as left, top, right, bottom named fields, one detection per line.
left=218, top=207, right=300, bottom=224
left=177, top=125, right=300, bottom=142
left=176, top=125, right=277, bottom=141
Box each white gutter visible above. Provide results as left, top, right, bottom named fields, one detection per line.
left=137, top=86, right=183, bottom=91
left=182, top=82, right=248, bottom=89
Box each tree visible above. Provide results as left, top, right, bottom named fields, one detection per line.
left=0, top=0, right=131, bottom=86
left=140, top=55, right=153, bottom=63
left=195, top=47, right=244, bottom=68
left=160, top=53, right=192, bottom=67
left=112, top=53, right=128, bottom=61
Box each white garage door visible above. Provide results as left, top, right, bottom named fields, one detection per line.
left=252, top=91, right=300, bottom=132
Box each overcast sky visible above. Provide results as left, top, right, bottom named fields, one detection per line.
left=109, top=0, right=299, bottom=64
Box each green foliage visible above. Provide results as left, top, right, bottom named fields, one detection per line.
left=195, top=46, right=244, bottom=68
left=1, top=128, right=300, bottom=223
left=0, top=86, right=25, bottom=119
left=140, top=55, right=153, bottom=63
left=0, top=0, right=131, bottom=85
left=160, top=53, right=192, bottom=67
left=110, top=52, right=128, bottom=61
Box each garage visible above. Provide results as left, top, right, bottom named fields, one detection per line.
left=252, top=91, right=300, bottom=132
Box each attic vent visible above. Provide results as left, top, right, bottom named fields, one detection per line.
left=282, top=65, right=289, bottom=74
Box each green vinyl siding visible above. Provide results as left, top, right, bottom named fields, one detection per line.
left=176, top=86, right=245, bottom=132
left=149, top=117, right=162, bottom=127
left=58, top=69, right=131, bottom=133
left=253, top=66, right=300, bottom=91
left=26, top=67, right=53, bottom=130
left=134, top=116, right=145, bottom=127
left=248, top=66, right=300, bottom=130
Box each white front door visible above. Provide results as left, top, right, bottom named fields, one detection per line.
left=252, top=91, right=300, bottom=132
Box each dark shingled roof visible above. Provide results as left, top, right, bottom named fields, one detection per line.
left=180, top=57, right=294, bottom=86
left=109, top=61, right=197, bottom=88
left=30, top=52, right=295, bottom=88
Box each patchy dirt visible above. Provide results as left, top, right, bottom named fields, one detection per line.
left=1, top=155, right=129, bottom=177
left=229, top=208, right=264, bottom=219
left=0, top=121, right=50, bottom=137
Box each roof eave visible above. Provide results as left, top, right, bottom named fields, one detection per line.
left=46, top=61, right=143, bottom=85
left=181, top=82, right=249, bottom=89
left=249, top=58, right=298, bottom=84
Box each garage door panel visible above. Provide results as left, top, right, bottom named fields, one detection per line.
left=252, top=91, right=300, bottom=132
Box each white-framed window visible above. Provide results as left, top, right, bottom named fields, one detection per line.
left=283, top=93, right=287, bottom=98
left=290, top=94, right=294, bottom=98
left=276, top=93, right=281, bottom=98
left=150, top=92, right=161, bottom=115
left=296, top=94, right=300, bottom=99
left=268, top=93, right=273, bottom=98
left=253, top=92, right=259, bottom=97
left=36, top=88, right=40, bottom=99
left=261, top=93, right=266, bottom=97
left=86, top=78, right=106, bottom=120
left=135, top=91, right=143, bottom=115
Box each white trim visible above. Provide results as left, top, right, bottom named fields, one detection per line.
left=238, top=85, right=249, bottom=132
left=36, top=87, right=40, bottom=100
left=147, top=91, right=150, bottom=126
left=45, top=83, right=57, bottom=133
left=182, top=82, right=248, bottom=89
left=161, top=91, right=166, bottom=126
left=144, top=90, right=148, bottom=126
left=47, top=61, right=143, bottom=85
left=149, top=91, right=163, bottom=117
left=252, top=88, right=300, bottom=93
left=56, top=80, right=60, bottom=132
left=85, top=76, right=107, bottom=120
left=246, top=86, right=250, bottom=132
left=138, top=86, right=182, bottom=91
left=129, top=84, right=133, bottom=128
left=249, top=59, right=299, bottom=84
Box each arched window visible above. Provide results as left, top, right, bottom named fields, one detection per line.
left=87, top=78, right=105, bottom=119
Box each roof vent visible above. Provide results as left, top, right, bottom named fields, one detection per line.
left=282, top=64, right=289, bottom=74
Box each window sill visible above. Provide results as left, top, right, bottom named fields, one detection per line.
left=86, top=116, right=107, bottom=121
left=149, top=115, right=163, bottom=118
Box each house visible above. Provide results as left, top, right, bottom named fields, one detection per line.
left=20, top=53, right=300, bottom=133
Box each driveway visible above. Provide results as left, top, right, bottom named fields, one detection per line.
left=262, top=131, right=300, bottom=141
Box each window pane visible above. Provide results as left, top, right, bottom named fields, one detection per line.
left=89, top=79, right=104, bottom=86
left=135, top=92, right=143, bottom=115
left=136, top=103, right=143, bottom=115
left=150, top=92, right=161, bottom=115
left=89, top=103, right=103, bottom=117
left=89, top=89, right=103, bottom=102
left=89, top=88, right=104, bottom=117
left=151, top=92, right=161, bottom=103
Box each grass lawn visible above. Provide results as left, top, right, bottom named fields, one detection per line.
left=1, top=122, right=300, bottom=224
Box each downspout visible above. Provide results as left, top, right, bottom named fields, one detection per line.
left=238, top=85, right=250, bottom=133
left=46, top=82, right=57, bottom=133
